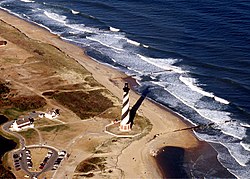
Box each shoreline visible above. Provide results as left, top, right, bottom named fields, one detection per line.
left=0, top=9, right=233, bottom=178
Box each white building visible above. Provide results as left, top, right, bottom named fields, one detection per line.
left=44, top=109, right=59, bottom=119
left=10, top=117, right=34, bottom=131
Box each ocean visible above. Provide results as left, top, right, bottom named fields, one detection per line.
left=0, top=0, right=249, bottom=178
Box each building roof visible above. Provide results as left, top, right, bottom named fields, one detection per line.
left=16, top=117, right=31, bottom=125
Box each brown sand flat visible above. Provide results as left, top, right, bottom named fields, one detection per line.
left=0, top=9, right=208, bottom=179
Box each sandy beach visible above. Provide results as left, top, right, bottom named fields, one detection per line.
left=0, top=9, right=232, bottom=178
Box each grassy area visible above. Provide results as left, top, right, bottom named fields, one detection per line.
left=1, top=108, right=24, bottom=120
left=29, top=148, right=48, bottom=172
left=18, top=128, right=39, bottom=145
left=35, top=118, right=59, bottom=127
left=9, top=95, right=46, bottom=111
left=0, top=19, right=90, bottom=76
left=75, top=157, right=106, bottom=173
left=0, top=165, right=15, bottom=179
left=0, top=81, right=10, bottom=95
left=51, top=90, right=114, bottom=119
left=39, top=124, right=69, bottom=132
left=134, top=115, right=152, bottom=133
left=98, top=106, right=121, bottom=119
left=0, top=85, right=46, bottom=119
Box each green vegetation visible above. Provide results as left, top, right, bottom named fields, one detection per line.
left=0, top=165, right=15, bottom=179
left=1, top=108, right=23, bottom=120
left=18, top=128, right=40, bottom=145
left=39, top=124, right=69, bottom=132
left=79, top=173, right=94, bottom=178
left=75, top=157, right=106, bottom=173
left=51, top=90, right=113, bottom=119
left=19, top=128, right=37, bottom=139
left=87, top=157, right=106, bottom=164
left=0, top=82, right=10, bottom=95
left=9, top=95, right=46, bottom=111
left=135, top=115, right=152, bottom=131
left=0, top=19, right=91, bottom=76
left=76, top=163, right=97, bottom=173
left=1, top=95, right=46, bottom=113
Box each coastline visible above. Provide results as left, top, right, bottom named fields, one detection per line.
left=0, top=9, right=232, bottom=178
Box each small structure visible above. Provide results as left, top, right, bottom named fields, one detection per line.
left=0, top=40, right=7, bottom=47
left=44, top=109, right=60, bottom=119
left=10, top=117, right=34, bottom=131
left=119, top=83, right=131, bottom=131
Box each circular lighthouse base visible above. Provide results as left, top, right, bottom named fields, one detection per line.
left=119, top=123, right=131, bottom=132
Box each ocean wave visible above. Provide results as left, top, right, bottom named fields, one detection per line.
left=44, top=11, right=67, bottom=24
left=197, top=109, right=231, bottom=123
left=137, top=54, right=183, bottom=73
left=240, top=141, right=250, bottom=152
left=163, top=77, right=245, bottom=140
left=222, top=142, right=249, bottom=167
left=65, top=23, right=95, bottom=34
left=195, top=131, right=250, bottom=169
left=214, top=96, right=230, bottom=104
left=86, top=34, right=125, bottom=52
left=109, top=26, right=120, bottom=32
left=240, top=123, right=250, bottom=128
left=179, top=76, right=229, bottom=104
left=20, top=0, right=35, bottom=3
left=71, top=9, right=79, bottom=14
left=127, top=39, right=140, bottom=46
left=219, top=121, right=247, bottom=140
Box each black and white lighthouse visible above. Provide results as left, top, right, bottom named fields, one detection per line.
left=119, top=83, right=131, bottom=131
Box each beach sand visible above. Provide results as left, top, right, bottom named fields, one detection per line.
left=0, top=9, right=232, bottom=178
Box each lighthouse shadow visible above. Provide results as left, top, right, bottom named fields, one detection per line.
left=129, top=86, right=150, bottom=127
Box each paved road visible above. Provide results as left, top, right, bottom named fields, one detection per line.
left=2, top=120, right=59, bottom=178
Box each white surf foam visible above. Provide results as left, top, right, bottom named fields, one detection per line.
left=20, top=0, right=35, bottom=3
left=179, top=76, right=229, bottom=104
left=162, top=78, right=245, bottom=140
left=44, top=11, right=67, bottom=24
left=195, top=131, right=250, bottom=167
left=214, top=96, right=230, bottom=104
left=180, top=76, right=213, bottom=97
left=127, top=39, right=140, bottom=46
left=138, top=54, right=184, bottom=74
left=86, top=33, right=125, bottom=51
left=240, top=141, right=250, bottom=152
left=240, top=123, right=250, bottom=128
left=142, top=44, right=149, bottom=48
left=219, top=143, right=249, bottom=167
left=220, top=121, right=247, bottom=140
left=22, top=13, right=30, bottom=19
left=65, top=24, right=95, bottom=34
left=197, top=109, right=231, bottom=123
left=109, top=26, right=120, bottom=32
left=71, top=9, right=79, bottom=14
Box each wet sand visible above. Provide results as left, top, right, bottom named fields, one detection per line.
left=156, top=141, right=235, bottom=178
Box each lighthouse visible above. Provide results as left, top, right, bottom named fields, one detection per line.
left=119, top=83, right=131, bottom=131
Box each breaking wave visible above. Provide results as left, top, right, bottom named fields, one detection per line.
left=71, top=9, right=79, bottom=14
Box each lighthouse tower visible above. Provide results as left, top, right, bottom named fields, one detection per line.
left=119, top=83, right=131, bottom=131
